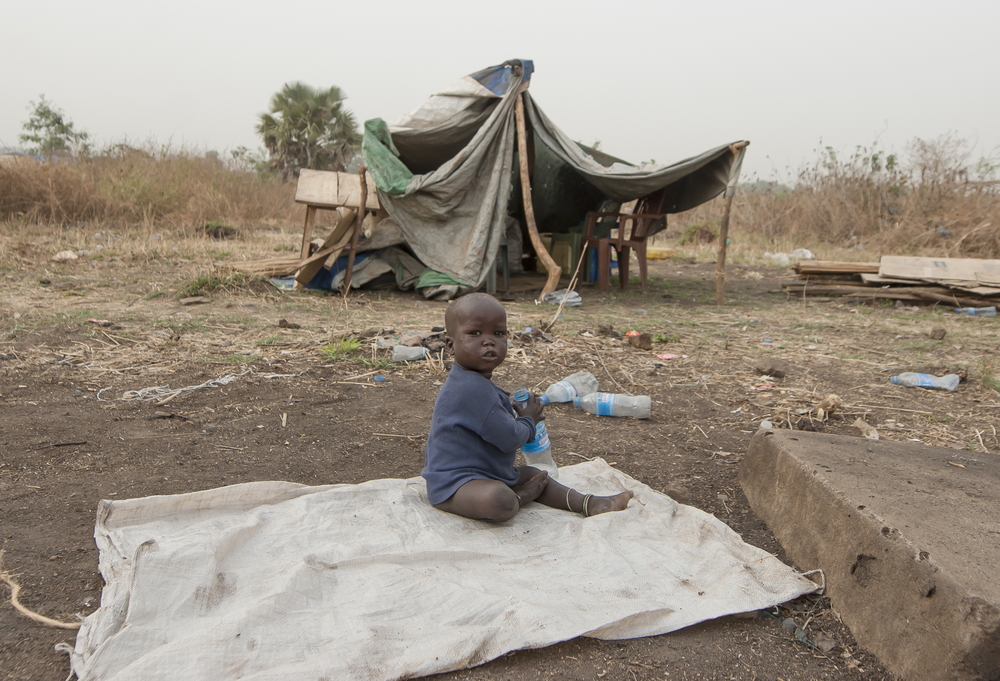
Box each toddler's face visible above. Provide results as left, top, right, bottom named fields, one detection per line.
left=446, top=302, right=508, bottom=378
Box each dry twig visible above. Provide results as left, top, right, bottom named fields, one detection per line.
left=0, top=551, right=82, bottom=629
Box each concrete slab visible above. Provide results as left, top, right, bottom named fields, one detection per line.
left=740, top=429, right=1000, bottom=681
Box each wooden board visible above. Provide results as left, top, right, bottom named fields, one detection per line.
left=960, top=286, right=1000, bottom=297
left=295, top=169, right=380, bottom=210
left=294, top=209, right=358, bottom=287
left=977, top=271, right=1000, bottom=286
left=860, top=273, right=924, bottom=285
left=794, top=261, right=880, bottom=274
left=783, top=283, right=989, bottom=306
left=879, top=256, right=1000, bottom=284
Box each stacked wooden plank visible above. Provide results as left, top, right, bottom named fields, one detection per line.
left=783, top=257, right=1000, bottom=306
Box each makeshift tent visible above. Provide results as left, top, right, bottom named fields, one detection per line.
left=359, top=59, right=747, bottom=294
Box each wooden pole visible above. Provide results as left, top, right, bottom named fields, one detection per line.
left=342, top=165, right=367, bottom=294
left=715, top=142, right=749, bottom=306
left=300, top=205, right=317, bottom=260
left=515, top=93, right=561, bottom=296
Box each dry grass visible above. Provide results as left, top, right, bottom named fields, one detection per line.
left=0, top=144, right=299, bottom=233
left=661, top=135, right=1000, bottom=263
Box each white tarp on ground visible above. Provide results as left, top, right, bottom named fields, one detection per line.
left=69, top=460, right=816, bottom=681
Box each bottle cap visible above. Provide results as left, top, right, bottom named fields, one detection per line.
left=573, top=397, right=582, bottom=407
left=890, top=376, right=899, bottom=384
left=512, top=388, right=530, bottom=402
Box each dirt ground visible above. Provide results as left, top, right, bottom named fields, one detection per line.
left=2, top=251, right=998, bottom=681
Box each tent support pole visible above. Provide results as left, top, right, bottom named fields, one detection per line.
left=715, top=142, right=749, bottom=306
left=515, top=93, right=561, bottom=297
left=342, top=165, right=367, bottom=295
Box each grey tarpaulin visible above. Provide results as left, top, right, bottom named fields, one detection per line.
left=363, top=59, right=747, bottom=289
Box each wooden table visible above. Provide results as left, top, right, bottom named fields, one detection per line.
left=294, top=169, right=380, bottom=290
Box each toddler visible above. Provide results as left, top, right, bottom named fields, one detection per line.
left=421, top=293, right=633, bottom=521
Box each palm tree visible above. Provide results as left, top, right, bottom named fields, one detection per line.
left=257, top=82, right=362, bottom=181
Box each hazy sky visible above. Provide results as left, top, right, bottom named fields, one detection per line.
left=3, top=0, right=998, bottom=180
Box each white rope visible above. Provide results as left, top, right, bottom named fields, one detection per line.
left=97, top=369, right=304, bottom=402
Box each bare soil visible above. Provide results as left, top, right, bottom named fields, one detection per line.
left=3, top=253, right=998, bottom=680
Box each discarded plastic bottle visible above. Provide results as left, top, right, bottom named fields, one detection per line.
left=544, top=371, right=599, bottom=403
left=573, top=392, right=651, bottom=419
left=955, top=306, right=997, bottom=317
left=890, top=372, right=961, bottom=391
left=392, top=345, right=428, bottom=362
left=512, top=388, right=558, bottom=479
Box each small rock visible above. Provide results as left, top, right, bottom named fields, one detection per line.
left=852, top=418, right=880, bottom=440
left=179, top=296, right=210, bottom=306
left=665, top=485, right=691, bottom=505
left=277, top=319, right=301, bottom=329
left=929, top=327, right=946, bottom=341
left=753, top=359, right=789, bottom=379
left=431, top=326, right=444, bottom=332
left=53, top=250, right=78, bottom=262
left=628, top=332, right=653, bottom=351
left=814, top=633, right=838, bottom=653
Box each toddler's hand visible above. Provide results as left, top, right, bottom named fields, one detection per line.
left=513, top=393, right=545, bottom=424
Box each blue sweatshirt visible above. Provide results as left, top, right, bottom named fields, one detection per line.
left=422, top=365, right=536, bottom=504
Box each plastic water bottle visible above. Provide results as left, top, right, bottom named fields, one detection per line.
left=392, top=345, right=428, bottom=362
left=512, top=388, right=558, bottom=479
left=955, top=307, right=997, bottom=317
left=543, top=371, right=600, bottom=403
left=573, top=392, right=651, bottom=419
left=890, top=373, right=961, bottom=391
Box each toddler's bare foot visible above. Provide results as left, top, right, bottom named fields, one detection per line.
left=584, top=490, right=634, bottom=516
left=513, top=470, right=548, bottom=506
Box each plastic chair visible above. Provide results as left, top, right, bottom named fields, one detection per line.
left=583, top=189, right=667, bottom=293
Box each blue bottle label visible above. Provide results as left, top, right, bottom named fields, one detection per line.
left=915, top=374, right=935, bottom=388
left=596, top=393, right=615, bottom=416
left=523, top=422, right=549, bottom=454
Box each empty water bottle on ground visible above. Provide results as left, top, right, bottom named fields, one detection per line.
left=543, top=371, right=599, bottom=403
left=392, top=345, right=428, bottom=362
left=512, top=388, right=558, bottom=479
left=573, top=392, right=651, bottom=418
left=955, top=306, right=997, bottom=317
left=890, top=372, right=961, bottom=391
